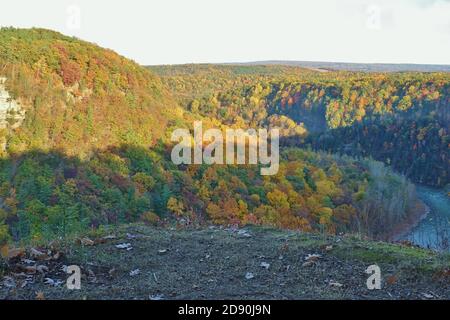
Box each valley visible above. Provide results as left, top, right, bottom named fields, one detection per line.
left=0, top=28, right=448, bottom=299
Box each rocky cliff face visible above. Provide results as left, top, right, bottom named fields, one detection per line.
left=0, top=77, right=25, bottom=130
left=0, top=77, right=26, bottom=152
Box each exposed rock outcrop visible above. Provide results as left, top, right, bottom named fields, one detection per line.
left=0, top=77, right=25, bottom=130
left=0, top=77, right=26, bottom=152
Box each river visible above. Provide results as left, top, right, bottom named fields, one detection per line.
left=402, top=186, right=450, bottom=251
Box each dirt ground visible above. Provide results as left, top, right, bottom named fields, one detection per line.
left=1, top=224, right=449, bottom=300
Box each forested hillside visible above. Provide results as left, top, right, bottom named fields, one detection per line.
left=0, top=28, right=186, bottom=156
left=0, top=29, right=443, bottom=249
left=152, top=65, right=449, bottom=187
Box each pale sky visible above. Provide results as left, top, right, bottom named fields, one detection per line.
left=1, top=0, right=449, bottom=65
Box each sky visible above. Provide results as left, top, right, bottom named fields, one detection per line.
left=1, top=0, right=449, bottom=65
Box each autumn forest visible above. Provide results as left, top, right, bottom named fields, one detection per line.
left=0, top=28, right=448, bottom=251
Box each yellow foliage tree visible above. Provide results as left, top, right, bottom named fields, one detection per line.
left=167, top=197, right=184, bottom=216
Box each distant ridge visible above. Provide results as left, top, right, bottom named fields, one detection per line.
left=234, top=60, right=450, bottom=73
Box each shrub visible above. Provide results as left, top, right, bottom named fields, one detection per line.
left=0, top=224, right=10, bottom=245
left=141, top=211, right=160, bottom=226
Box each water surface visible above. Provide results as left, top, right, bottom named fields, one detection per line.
left=403, top=186, right=450, bottom=251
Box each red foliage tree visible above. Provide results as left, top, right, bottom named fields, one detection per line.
left=60, top=58, right=81, bottom=86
